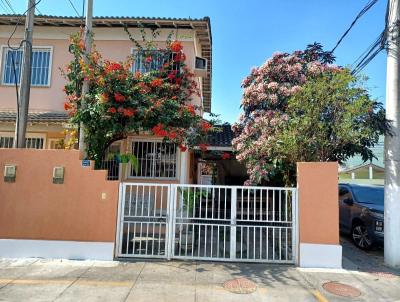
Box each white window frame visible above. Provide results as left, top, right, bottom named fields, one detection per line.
left=0, top=45, right=53, bottom=87
left=0, top=132, right=46, bottom=149
left=130, top=47, right=179, bottom=73
left=126, top=137, right=180, bottom=180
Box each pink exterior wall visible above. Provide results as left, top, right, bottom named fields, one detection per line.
left=0, top=149, right=119, bottom=242
left=297, top=162, right=339, bottom=245
left=0, top=27, right=201, bottom=113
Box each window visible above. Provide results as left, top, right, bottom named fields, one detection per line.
left=130, top=140, right=177, bottom=179
left=0, top=133, right=45, bottom=149
left=1, top=47, right=52, bottom=86
left=132, top=50, right=179, bottom=73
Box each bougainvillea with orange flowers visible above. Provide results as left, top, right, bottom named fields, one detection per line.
left=63, top=28, right=216, bottom=162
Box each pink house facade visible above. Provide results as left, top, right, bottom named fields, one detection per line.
left=0, top=15, right=212, bottom=183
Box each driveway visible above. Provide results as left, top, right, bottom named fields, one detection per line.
left=0, top=241, right=399, bottom=302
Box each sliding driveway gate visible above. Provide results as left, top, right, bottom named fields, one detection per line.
left=116, top=183, right=297, bottom=264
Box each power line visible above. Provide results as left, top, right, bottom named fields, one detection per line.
left=66, top=0, right=81, bottom=17
left=3, top=0, right=16, bottom=13
left=331, top=0, right=379, bottom=53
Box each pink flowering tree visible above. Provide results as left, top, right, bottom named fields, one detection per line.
left=233, top=43, right=389, bottom=186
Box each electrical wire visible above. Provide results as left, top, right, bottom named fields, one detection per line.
left=66, top=0, right=81, bottom=17
left=3, top=0, right=16, bottom=13
left=6, top=0, right=42, bottom=147
left=331, top=0, right=379, bottom=53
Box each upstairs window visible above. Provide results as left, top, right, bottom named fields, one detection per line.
left=132, top=50, right=179, bottom=73
left=1, top=47, right=52, bottom=86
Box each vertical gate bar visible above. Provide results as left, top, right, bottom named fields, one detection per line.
left=266, top=189, right=269, bottom=221
left=192, top=223, right=195, bottom=257
left=260, top=226, right=263, bottom=259
left=139, top=223, right=143, bottom=255
left=230, top=187, right=237, bottom=260
left=211, top=187, right=215, bottom=219
left=273, top=190, right=275, bottom=221
left=241, top=189, right=244, bottom=220
left=253, top=226, right=256, bottom=259
left=186, top=188, right=189, bottom=218
left=285, top=227, right=288, bottom=261
left=128, top=185, right=132, bottom=216
left=285, top=190, right=288, bottom=222
left=126, top=223, right=130, bottom=255
left=154, top=186, right=157, bottom=217
left=210, top=225, right=214, bottom=257
left=158, top=222, right=162, bottom=256
left=293, top=188, right=298, bottom=263
left=260, top=189, right=263, bottom=221
left=279, top=190, right=282, bottom=221
left=253, top=188, right=256, bottom=221
left=218, top=188, right=221, bottom=219
left=148, top=186, right=151, bottom=217
left=247, top=226, right=249, bottom=260
left=272, top=227, right=275, bottom=261
left=266, top=227, right=269, bottom=260
left=204, top=225, right=207, bottom=257
left=152, top=222, right=155, bottom=256
left=224, top=189, right=227, bottom=220
left=198, top=224, right=201, bottom=257
left=168, top=184, right=176, bottom=259
left=205, top=187, right=208, bottom=219
left=135, top=185, right=139, bottom=216
left=247, top=189, right=250, bottom=221
left=240, top=226, right=243, bottom=259
left=145, top=223, right=150, bottom=255
left=199, top=187, right=203, bottom=218
left=132, top=223, right=137, bottom=255
left=141, top=185, right=145, bottom=216
left=193, top=187, right=196, bottom=218
left=223, top=225, right=226, bottom=258
left=217, top=225, right=220, bottom=258
left=116, top=183, right=125, bottom=257
left=279, top=227, right=282, bottom=261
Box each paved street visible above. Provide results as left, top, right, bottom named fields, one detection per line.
left=0, top=238, right=399, bottom=302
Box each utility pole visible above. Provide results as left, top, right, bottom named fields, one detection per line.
left=385, top=0, right=400, bottom=268
left=78, top=0, right=93, bottom=157
left=14, top=0, right=35, bottom=148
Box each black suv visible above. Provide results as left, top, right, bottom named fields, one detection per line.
left=339, top=184, right=384, bottom=250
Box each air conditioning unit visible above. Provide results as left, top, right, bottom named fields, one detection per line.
left=194, top=56, right=208, bottom=77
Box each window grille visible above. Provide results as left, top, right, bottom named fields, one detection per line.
left=130, top=140, right=177, bottom=179
left=132, top=50, right=179, bottom=73
left=0, top=136, right=44, bottom=149
left=2, top=47, right=51, bottom=86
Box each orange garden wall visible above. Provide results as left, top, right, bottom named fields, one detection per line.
left=297, top=162, right=342, bottom=268
left=0, top=149, right=119, bottom=260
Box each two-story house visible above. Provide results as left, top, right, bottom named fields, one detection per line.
left=0, top=14, right=212, bottom=184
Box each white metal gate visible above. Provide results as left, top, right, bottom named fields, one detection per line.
left=116, top=183, right=297, bottom=264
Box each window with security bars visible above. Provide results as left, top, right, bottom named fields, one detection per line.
left=132, top=50, right=179, bottom=73
left=1, top=47, right=51, bottom=86
left=130, top=140, right=177, bottom=179
left=0, top=136, right=44, bottom=149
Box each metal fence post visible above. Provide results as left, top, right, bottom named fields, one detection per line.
left=230, top=187, right=237, bottom=260
left=115, top=183, right=125, bottom=258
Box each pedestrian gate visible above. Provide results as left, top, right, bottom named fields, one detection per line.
left=116, top=183, right=297, bottom=263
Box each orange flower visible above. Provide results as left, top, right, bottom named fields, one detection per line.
left=64, top=102, right=72, bottom=111
left=200, top=121, right=212, bottom=132
left=168, top=131, right=177, bottom=140
left=170, top=41, right=183, bottom=52
left=114, top=92, right=126, bottom=103
left=123, top=108, right=136, bottom=117
left=179, top=145, right=187, bottom=152
left=152, top=123, right=168, bottom=137
left=150, top=78, right=163, bottom=88
left=107, top=107, right=116, bottom=114
left=187, top=105, right=196, bottom=115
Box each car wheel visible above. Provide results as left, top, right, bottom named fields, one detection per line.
left=352, top=223, right=373, bottom=250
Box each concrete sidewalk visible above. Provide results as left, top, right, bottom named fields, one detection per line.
left=0, top=254, right=399, bottom=302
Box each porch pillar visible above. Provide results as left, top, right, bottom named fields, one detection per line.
left=297, top=162, right=342, bottom=268
left=179, top=150, right=189, bottom=184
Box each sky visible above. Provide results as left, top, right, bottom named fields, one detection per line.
left=6, top=0, right=388, bottom=123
